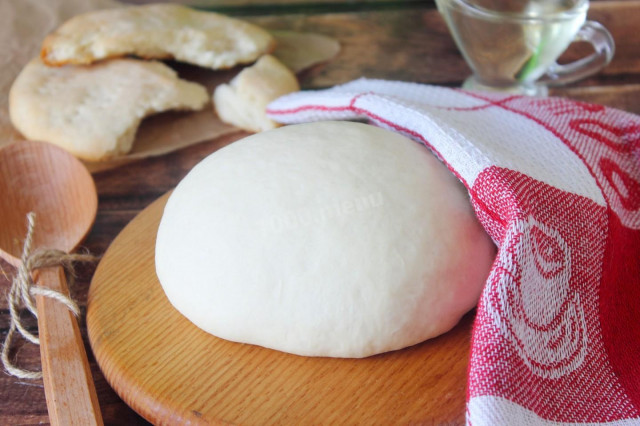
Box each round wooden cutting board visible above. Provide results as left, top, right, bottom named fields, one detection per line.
left=87, top=192, right=474, bottom=425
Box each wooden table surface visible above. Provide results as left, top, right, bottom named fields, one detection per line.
left=2, top=0, right=640, bottom=424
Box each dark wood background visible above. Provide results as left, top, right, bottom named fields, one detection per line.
left=2, top=0, right=639, bottom=424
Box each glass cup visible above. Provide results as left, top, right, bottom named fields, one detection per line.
left=435, top=0, right=615, bottom=96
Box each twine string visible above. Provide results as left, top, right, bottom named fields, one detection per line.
left=1, top=212, right=97, bottom=380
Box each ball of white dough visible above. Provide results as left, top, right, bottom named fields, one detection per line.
left=155, top=121, right=495, bottom=358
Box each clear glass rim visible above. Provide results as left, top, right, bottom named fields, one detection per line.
left=437, top=0, right=589, bottom=22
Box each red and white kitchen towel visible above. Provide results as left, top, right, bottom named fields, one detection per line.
left=267, top=79, right=640, bottom=425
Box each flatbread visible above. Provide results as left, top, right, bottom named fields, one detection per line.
left=41, top=3, right=276, bottom=69
left=213, top=55, right=300, bottom=133
left=0, top=0, right=119, bottom=150
left=156, top=121, right=495, bottom=358
left=9, top=58, right=208, bottom=161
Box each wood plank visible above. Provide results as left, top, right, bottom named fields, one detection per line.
left=243, top=2, right=640, bottom=89
left=122, top=0, right=434, bottom=19
left=124, top=0, right=429, bottom=9
left=552, top=84, right=640, bottom=115
left=565, top=2, right=640, bottom=77
left=251, top=8, right=463, bottom=86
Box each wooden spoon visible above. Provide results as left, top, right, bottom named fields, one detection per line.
left=0, top=141, right=102, bottom=425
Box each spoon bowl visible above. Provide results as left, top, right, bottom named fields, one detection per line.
left=0, top=141, right=97, bottom=266
left=0, top=140, right=102, bottom=426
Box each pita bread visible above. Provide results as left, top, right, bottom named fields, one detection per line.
left=41, top=4, right=276, bottom=69
left=9, top=58, right=208, bottom=161
left=213, top=55, right=300, bottom=133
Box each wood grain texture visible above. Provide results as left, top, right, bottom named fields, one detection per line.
left=87, top=192, right=472, bottom=425
left=0, top=141, right=102, bottom=425
left=36, top=267, right=103, bottom=426
left=124, top=0, right=428, bottom=5
left=0, top=141, right=97, bottom=265
left=2, top=0, right=640, bottom=424
left=247, top=2, right=640, bottom=113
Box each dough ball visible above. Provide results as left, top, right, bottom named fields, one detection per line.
left=155, top=121, right=495, bottom=358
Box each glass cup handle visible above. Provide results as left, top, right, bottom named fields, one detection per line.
left=542, top=21, right=615, bottom=86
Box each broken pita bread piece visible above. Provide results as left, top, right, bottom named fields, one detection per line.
left=213, top=55, right=300, bottom=133
left=41, top=3, right=276, bottom=70
left=9, top=58, right=209, bottom=161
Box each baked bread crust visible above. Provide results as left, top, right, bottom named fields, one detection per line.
left=9, top=58, right=209, bottom=161
left=214, top=55, right=300, bottom=133
left=41, top=4, right=276, bottom=69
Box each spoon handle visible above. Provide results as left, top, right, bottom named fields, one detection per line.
left=35, top=266, right=103, bottom=426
